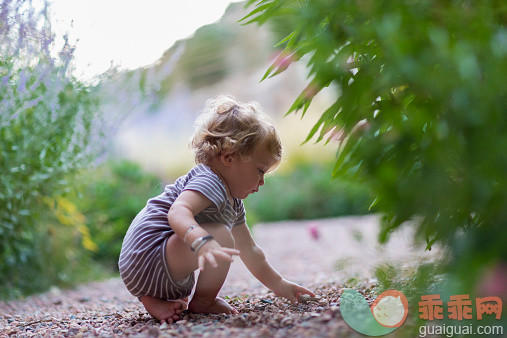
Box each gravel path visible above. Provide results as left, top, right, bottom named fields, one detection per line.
left=0, top=215, right=441, bottom=337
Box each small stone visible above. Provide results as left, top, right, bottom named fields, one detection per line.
left=299, top=295, right=321, bottom=304
left=67, top=327, right=79, bottom=335
left=281, top=317, right=293, bottom=326
left=229, top=316, right=248, bottom=328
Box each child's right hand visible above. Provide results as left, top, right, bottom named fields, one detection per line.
left=196, top=240, right=240, bottom=271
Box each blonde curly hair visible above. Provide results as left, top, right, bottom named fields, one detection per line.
left=190, top=95, right=282, bottom=165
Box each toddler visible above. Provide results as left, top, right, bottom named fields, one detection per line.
left=118, top=95, right=315, bottom=323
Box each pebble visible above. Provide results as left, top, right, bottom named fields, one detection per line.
left=299, top=295, right=321, bottom=304
left=0, top=287, right=361, bottom=337
left=67, top=327, right=79, bottom=335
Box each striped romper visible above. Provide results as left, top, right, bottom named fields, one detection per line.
left=118, top=164, right=246, bottom=301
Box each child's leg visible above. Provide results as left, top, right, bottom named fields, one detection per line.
left=164, top=222, right=238, bottom=314
left=188, top=258, right=239, bottom=314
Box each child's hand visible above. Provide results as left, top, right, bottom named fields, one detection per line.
left=196, top=239, right=240, bottom=271
left=271, top=279, right=316, bottom=305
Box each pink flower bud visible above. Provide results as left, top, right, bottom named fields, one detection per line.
left=307, top=222, right=320, bottom=241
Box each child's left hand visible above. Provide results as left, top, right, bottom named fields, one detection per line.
left=271, top=279, right=316, bottom=305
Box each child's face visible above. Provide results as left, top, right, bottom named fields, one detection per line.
left=224, top=144, right=278, bottom=199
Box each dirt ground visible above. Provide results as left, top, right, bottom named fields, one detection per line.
left=0, top=215, right=442, bottom=337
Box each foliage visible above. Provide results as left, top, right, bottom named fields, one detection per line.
left=245, top=160, right=371, bottom=223
left=0, top=0, right=102, bottom=298
left=72, top=160, right=162, bottom=268
left=244, top=0, right=507, bottom=290
left=373, top=262, right=446, bottom=334
left=374, top=261, right=507, bottom=334
left=375, top=262, right=446, bottom=307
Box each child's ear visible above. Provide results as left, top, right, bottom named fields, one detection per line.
left=220, top=153, right=235, bottom=167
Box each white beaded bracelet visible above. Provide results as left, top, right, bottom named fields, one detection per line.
left=183, top=224, right=198, bottom=244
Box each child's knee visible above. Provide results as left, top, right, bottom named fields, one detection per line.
left=199, top=223, right=235, bottom=249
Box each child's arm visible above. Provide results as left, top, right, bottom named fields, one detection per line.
left=231, top=222, right=315, bottom=304
left=168, top=190, right=240, bottom=270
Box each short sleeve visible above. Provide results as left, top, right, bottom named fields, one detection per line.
left=183, top=174, right=228, bottom=211
left=233, top=199, right=246, bottom=226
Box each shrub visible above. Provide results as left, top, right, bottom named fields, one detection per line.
left=0, top=0, right=101, bottom=298
left=72, top=160, right=162, bottom=268
left=245, top=0, right=507, bottom=292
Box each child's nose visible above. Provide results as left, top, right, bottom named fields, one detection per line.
left=259, top=176, right=265, bottom=186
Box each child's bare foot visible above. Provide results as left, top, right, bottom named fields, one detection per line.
left=140, top=295, right=189, bottom=323
left=188, top=296, right=238, bottom=314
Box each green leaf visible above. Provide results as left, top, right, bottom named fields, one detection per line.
left=368, top=197, right=379, bottom=211
left=274, top=31, right=297, bottom=48
left=303, top=99, right=341, bottom=144
left=260, top=50, right=300, bottom=81
left=238, top=3, right=273, bottom=24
